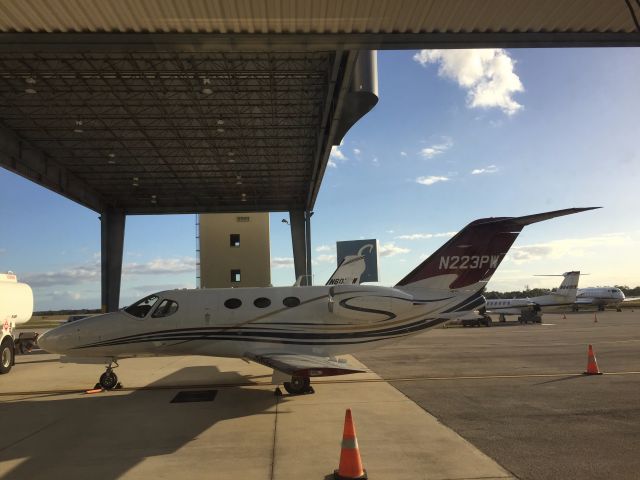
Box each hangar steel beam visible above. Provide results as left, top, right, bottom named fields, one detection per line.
left=289, top=209, right=311, bottom=286
left=0, top=126, right=104, bottom=212
left=101, top=207, right=126, bottom=313
left=0, top=32, right=639, bottom=52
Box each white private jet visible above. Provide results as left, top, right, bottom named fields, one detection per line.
left=485, top=271, right=581, bottom=322
left=38, top=208, right=597, bottom=393
left=574, top=287, right=627, bottom=312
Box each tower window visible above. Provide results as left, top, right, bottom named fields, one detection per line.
left=231, top=269, right=241, bottom=283
left=230, top=234, right=240, bottom=247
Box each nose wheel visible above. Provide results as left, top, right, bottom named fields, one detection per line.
left=283, top=375, right=313, bottom=395
left=96, top=360, right=121, bottom=390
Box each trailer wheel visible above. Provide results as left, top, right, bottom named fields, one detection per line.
left=0, top=338, right=14, bottom=374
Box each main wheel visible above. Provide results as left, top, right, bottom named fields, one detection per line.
left=99, top=371, right=118, bottom=390
left=283, top=375, right=310, bottom=395
left=0, top=338, right=14, bottom=374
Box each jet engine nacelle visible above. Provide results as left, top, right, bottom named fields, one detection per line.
left=328, top=285, right=414, bottom=323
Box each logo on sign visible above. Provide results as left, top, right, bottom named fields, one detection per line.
left=439, top=255, right=501, bottom=270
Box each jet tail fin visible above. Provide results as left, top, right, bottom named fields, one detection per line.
left=326, top=255, right=366, bottom=286
left=396, top=208, right=599, bottom=292
left=534, top=271, right=581, bottom=301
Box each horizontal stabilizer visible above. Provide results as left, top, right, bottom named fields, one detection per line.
left=477, top=208, right=601, bottom=227
left=246, top=352, right=365, bottom=377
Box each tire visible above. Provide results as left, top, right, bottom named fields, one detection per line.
left=0, top=338, right=14, bottom=374
left=283, top=375, right=310, bottom=395
left=99, top=371, right=118, bottom=390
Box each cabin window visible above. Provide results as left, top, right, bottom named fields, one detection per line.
left=224, top=298, right=242, bottom=309
left=283, top=296, right=301, bottom=308
left=254, top=297, right=271, bottom=308
left=125, top=295, right=159, bottom=318
left=230, top=234, right=240, bottom=247
left=152, top=299, right=179, bottom=318
left=231, top=269, right=241, bottom=283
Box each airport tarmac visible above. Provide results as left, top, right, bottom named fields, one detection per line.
left=1, top=350, right=513, bottom=479
left=358, top=310, right=640, bottom=480
left=3, top=311, right=638, bottom=480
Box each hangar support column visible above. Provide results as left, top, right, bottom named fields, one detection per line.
left=101, top=207, right=125, bottom=312
left=289, top=210, right=312, bottom=286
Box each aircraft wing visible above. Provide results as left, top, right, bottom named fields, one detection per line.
left=245, top=352, right=365, bottom=377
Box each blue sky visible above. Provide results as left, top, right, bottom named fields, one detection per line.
left=1, top=48, right=639, bottom=310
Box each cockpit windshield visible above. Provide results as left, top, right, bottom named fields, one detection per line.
left=125, top=295, right=159, bottom=318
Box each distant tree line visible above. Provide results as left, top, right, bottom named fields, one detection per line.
left=34, top=308, right=102, bottom=316
left=485, top=285, right=640, bottom=299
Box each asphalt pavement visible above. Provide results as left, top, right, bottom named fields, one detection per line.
left=357, top=311, right=640, bottom=480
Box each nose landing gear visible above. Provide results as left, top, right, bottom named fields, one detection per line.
left=95, top=359, right=121, bottom=390
left=283, top=375, right=314, bottom=395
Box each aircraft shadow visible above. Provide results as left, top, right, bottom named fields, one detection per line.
left=0, top=366, right=279, bottom=480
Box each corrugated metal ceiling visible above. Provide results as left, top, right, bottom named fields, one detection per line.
left=0, top=0, right=637, bottom=35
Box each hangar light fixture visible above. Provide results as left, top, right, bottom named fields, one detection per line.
left=73, top=120, right=83, bottom=133
left=217, top=119, right=224, bottom=125
left=25, top=77, right=36, bottom=93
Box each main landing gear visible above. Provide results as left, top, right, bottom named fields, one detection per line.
left=95, top=359, right=121, bottom=390
left=282, top=375, right=314, bottom=395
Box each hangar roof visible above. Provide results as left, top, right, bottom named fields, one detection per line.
left=0, top=1, right=638, bottom=215
left=0, top=0, right=638, bottom=38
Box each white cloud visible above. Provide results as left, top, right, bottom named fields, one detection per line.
left=271, top=257, right=294, bottom=268
left=315, top=254, right=337, bottom=265
left=471, top=164, right=499, bottom=175
left=23, top=257, right=196, bottom=287
left=124, top=257, right=196, bottom=275
left=315, top=245, right=333, bottom=253
left=329, top=143, right=347, bottom=168
left=416, top=175, right=449, bottom=186
left=395, top=231, right=457, bottom=241
left=509, top=234, right=631, bottom=264
left=400, top=151, right=407, bottom=157
left=420, top=139, right=452, bottom=159
left=378, top=242, right=410, bottom=257
left=353, top=148, right=361, bottom=155
left=414, top=49, right=524, bottom=115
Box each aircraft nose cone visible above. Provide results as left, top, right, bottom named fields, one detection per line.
left=37, top=327, right=72, bottom=354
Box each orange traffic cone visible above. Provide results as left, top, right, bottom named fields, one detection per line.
left=334, top=409, right=367, bottom=480
left=584, top=344, right=603, bottom=375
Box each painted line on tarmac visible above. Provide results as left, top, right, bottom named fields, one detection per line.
left=3, top=371, right=640, bottom=397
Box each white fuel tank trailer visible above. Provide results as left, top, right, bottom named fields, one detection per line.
left=1, top=272, right=34, bottom=374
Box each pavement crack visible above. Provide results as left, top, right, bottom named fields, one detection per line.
left=269, top=392, right=280, bottom=480
left=0, top=419, right=61, bottom=454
